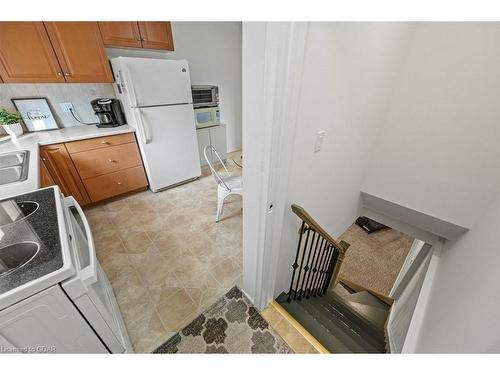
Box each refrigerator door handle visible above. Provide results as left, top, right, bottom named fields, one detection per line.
left=134, top=108, right=152, bottom=144
left=123, top=64, right=138, bottom=107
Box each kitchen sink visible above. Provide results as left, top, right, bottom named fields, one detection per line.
left=0, top=150, right=29, bottom=185
left=0, top=241, right=40, bottom=277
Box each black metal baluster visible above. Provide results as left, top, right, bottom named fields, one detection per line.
left=321, top=248, right=339, bottom=294
left=294, top=226, right=312, bottom=300
left=312, top=242, right=330, bottom=297
left=305, top=236, right=324, bottom=299
left=298, top=231, right=318, bottom=300
left=287, top=221, right=305, bottom=302
left=317, top=244, right=335, bottom=296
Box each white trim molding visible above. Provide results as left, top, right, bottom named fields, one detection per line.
left=241, top=22, right=309, bottom=309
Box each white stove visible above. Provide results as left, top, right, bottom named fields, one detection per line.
left=0, top=186, right=133, bottom=353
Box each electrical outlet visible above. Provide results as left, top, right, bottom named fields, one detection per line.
left=59, top=102, right=74, bottom=113
left=314, top=130, right=326, bottom=152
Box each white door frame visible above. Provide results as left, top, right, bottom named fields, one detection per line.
left=241, top=22, right=309, bottom=309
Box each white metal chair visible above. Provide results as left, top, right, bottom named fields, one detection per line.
left=204, top=145, right=243, bottom=222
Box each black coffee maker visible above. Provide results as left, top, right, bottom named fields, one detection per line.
left=91, top=98, right=126, bottom=128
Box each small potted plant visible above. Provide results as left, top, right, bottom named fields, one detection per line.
left=0, top=108, right=23, bottom=138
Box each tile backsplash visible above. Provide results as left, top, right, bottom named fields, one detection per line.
left=0, top=83, right=116, bottom=136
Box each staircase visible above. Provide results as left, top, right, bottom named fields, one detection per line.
left=277, top=282, right=390, bottom=353
left=280, top=204, right=390, bottom=353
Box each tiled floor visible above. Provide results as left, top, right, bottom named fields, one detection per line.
left=261, top=303, right=320, bottom=354
left=84, top=151, right=242, bottom=353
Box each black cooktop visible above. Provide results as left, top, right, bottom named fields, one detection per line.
left=0, top=187, right=64, bottom=294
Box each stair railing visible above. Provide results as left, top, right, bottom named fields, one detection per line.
left=287, top=204, right=350, bottom=302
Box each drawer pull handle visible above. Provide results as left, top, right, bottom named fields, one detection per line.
left=117, top=182, right=122, bottom=185
left=101, top=141, right=110, bottom=145
left=108, top=159, right=117, bottom=163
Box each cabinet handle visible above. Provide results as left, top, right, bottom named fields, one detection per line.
left=141, top=38, right=145, bottom=41
left=101, top=140, right=110, bottom=145
left=42, top=158, right=46, bottom=161
left=108, top=159, right=116, bottom=163
left=57, top=72, right=62, bottom=77
left=117, top=182, right=122, bottom=185
left=64, top=72, right=70, bottom=76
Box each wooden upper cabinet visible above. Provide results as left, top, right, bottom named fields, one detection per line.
left=98, top=22, right=142, bottom=48
left=40, top=144, right=91, bottom=206
left=0, top=22, right=64, bottom=83
left=44, top=22, right=113, bottom=83
left=138, top=22, right=174, bottom=50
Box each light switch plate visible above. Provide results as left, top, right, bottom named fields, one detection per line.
left=59, top=102, right=74, bottom=113
left=314, top=130, right=326, bottom=152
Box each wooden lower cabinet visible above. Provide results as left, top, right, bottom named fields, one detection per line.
left=39, top=158, right=55, bottom=187
left=83, top=166, right=147, bottom=202
left=39, top=133, right=148, bottom=205
left=70, top=142, right=142, bottom=179
left=39, top=144, right=91, bottom=206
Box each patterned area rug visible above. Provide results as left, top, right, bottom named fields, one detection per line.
left=153, top=286, right=292, bottom=354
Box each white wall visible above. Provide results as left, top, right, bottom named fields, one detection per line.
left=107, top=22, right=242, bottom=152
left=273, top=23, right=415, bottom=294
left=362, top=23, right=500, bottom=229
left=415, top=191, right=500, bottom=352
left=241, top=22, right=267, bottom=303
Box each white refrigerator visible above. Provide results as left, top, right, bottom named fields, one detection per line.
left=111, top=57, right=201, bottom=192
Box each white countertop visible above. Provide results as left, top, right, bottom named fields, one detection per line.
left=0, top=125, right=136, bottom=200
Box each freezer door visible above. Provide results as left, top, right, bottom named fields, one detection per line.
left=135, top=104, right=201, bottom=191
left=122, top=58, right=192, bottom=107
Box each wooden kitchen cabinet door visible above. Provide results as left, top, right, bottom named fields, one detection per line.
left=138, top=22, right=174, bottom=50
left=0, top=22, right=65, bottom=83
left=39, top=158, right=55, bottom=188
left=39, top=144, right=90, bottom=206
left=44, top=22, right=113, bottom=83
left=98, top=22, right=142, bottom=48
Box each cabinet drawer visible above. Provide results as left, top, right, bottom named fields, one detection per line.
left=65, top=133, right=136, bottom=154
left=72, top=142, right=142, bottom=179
left=83, top=166, right=148, bottom=202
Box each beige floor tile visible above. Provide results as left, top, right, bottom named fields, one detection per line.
left=209, top=258, right=242, bottom=289
left=93, top=230, right=126, bottom=258
left=116, top=284, right=156, bottom=326
left=127, top=309, right=169, bottom=353
left=109, top=265, right=143, bottom=296
left=153, top=231, right=190, bottom=258
left=147, top=285, right=183, bottom=307
left=127, top=245, right=178, bottom=286
left=84, top=161, right=243, bottom=352
left=156, top=289, right=198, bottom=332
left=198, top=288, right=228, bottom=313
left=121, top=229, right=152, bottom=254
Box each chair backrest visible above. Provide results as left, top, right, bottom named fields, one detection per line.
left=204, top=145, right=231, bottom=190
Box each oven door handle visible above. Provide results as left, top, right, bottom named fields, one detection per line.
left=64, top=196, right=97, bottom=287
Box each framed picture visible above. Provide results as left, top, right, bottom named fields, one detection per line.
left=11, top=97, right=59, bottom=132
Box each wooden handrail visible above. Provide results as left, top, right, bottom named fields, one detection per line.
left=291, top=204, right=350, bottom=254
